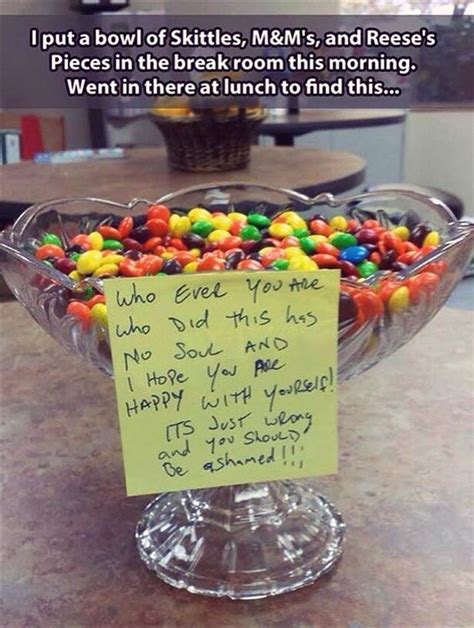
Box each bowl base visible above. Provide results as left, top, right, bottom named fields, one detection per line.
left=136, top=481, right=345, bottom=599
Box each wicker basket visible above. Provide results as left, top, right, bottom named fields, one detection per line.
left=150, top=108, right=266, bottom=172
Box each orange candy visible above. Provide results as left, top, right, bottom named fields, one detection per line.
left=118, top=261, right=145, bottom=277
left=311, top=254, right=341, bottom=269
left=147, top=204, right=170, bottom=222
left=146, top=218, right=169, bottom=237
left=197, top=256, right=226, bottom=271
left=353, top=290, right=384, bottom=321
left=377, top=279, right=400, bottom=304
left=71, top=234, right=91, bottom=250
left=66, top=301, right=91, bottom=329
left=35, top=244, right=65, bottom=260
left=310, top=219, right=332, bottom=237
left=97, top=226, right=122, bottom=240
left=137, top=255, right=163, bottom=275
left=142, top=237, right=163, bottom=253
left=84, top=294, right=106, bottom=309
left=118, top=216, right=133, bottom=239
left=315, top=242, right=340, bottom=257
left=407, top=272, right=440, bottom=304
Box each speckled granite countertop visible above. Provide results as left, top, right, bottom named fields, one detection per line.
left=2, top=299, right=473, bottom=627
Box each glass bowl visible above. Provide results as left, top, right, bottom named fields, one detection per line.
left=1, top=183, right=472, bottom=600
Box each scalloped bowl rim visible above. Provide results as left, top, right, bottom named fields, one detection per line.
left=0, top=184, right=472, bottom=297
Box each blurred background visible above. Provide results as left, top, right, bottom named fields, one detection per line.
left=1, top=0, right=473, bottom=216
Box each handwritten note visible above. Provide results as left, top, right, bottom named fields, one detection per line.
left=104, top=271, right=339, bottom=495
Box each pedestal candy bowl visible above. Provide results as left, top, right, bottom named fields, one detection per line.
left=1, top=184, right=472, bottom=600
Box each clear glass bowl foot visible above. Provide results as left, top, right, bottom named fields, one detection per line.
left=135, top=481, right=345, bottom=599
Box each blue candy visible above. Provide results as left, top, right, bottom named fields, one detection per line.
left=340, top=245, right=369, bottom=264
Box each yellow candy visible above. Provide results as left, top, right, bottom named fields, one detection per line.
left=76, top=250, right=103, bottom=275
left=161, top=251, right=174, bottom=260
left=280, top=211, right=306, bottom=230
left=308, top=234, right=328, bottom=245
left=93, top=263, right=119, bottom=277
left=90, top=303, right=108, bottom=326
left=183, top=261, right=199, bottom=273
left=284, top=246, right=305, bottom=259
left=388, top=286, right=410, bottom=313
left=228, top=212, right=248, bottom=223
left=188, top=207, right=212, bottom=223
left=170, top=215, right=191, bottom=236
left=189, top=248, right=201, bottom=258
left=423, top=231, right=440, bottom=247
left=207, top=229, right=231, bottom=243
left=88, top=231, right=104, bottom=250
left=392, top=225, right=410, bottom=241
left=100, top=254, right=125, bottom=265
left=269, top=223, right=293, bottom=239
left=212, top=215, right=232, bottom=231
left=68, top=270, right=81, bottom=281
left=288, top=256, right=319, bottom=271
left=329, top=215, right=348, bottom=231
left=260, top=246, right=280, bottom=256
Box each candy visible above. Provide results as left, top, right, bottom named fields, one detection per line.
left=300, top=237, right=317, bottom=255
left=329, top=215, right=348, bottom=231
left=54, top=258, right=76, bottom=274
left=188, top=207, right=212, bottom=222
left=340, top=245, right=368, bottom=264
left=388, top=286, right=410, bottom=313
left=423, top=231, right=440, bottom=247
left=170, top=215, right=191, bottom=236
left=247, top=213, right=271, bottom=229
left=147, top=204, right=171, bottom=222
left=41, top=233, right=62, bottom=247
left=102, top=239, right=123, bottom=251
left=191, top=219, right=214, bottom=237
left=66, top=301, right=91, bottom=329
left=34, top=201, right=447, bottom=336
left=35, top=244, right=65, bottom=260
left=93, top=263, right=119, bottom=277
left=240, top=225, right=262, bottom=241
left=76, top=250, right=103, bottom=275
left=357, top=228, right=379, bottom=245
left=90, top=303, right=108, bottom=326
left=146, top=219, right=169, bottom=237
left=392, top=225, right=410, bottom=241
left=269, top=223, right=293, bottom=239
left=88, top=231, right=104, bottom=250
left=357, top=260, right=379, bottom=278
left=118, top=216, right=134, bottom=239
left=329, top=232, right=358, bottom=250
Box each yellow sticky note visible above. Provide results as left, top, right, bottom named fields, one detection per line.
left=104, top=271, right=339, bottom=495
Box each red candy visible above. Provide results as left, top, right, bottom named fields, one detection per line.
left=147, top=204, right=171, bottom=222
left=146, top=218, right=169, bottom=237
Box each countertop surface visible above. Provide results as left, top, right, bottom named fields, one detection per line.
left=1, top=146, right=365, bottom=205
left=2, top=293, right=473, bottom=627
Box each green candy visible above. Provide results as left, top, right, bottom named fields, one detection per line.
left=271, top=258, right=290, bottom=270
left=102, top=239, right=123, bottom=250
left=294, top=227, right=310, bottom=239
left=248, top=213, right=271, bottom=228
left=41, top=232, right=62, bottom=247
left=240, top=225, right=262, bottom=241
left=69, top=252, right=80, bottom=262
left=330, top=232, right=358, bottom=250
left=78, top=286, right=95, bottom=300
left=191, top=220, right=214, bottom=237
left=300, top=236, right=316, bottom=254
left=357, top=260, right=379, bottom=278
